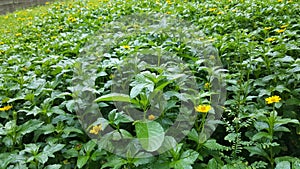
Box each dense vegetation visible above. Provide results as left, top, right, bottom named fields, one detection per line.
left=0, top=0, right=299, bottom=168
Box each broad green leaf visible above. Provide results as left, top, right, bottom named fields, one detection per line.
left=130, top=83, right=146, bottom=98
left=135, top=120, right=165, bottom=152
left=252, top=132, right=272, bottom=141
left=77, top=155, right=89, bottom=169
left=44, top=164, right=62, bottom=169
left=203, top=139, right=228, bottom=151
left=35, top=152, right=48, bottom=164
left=275, top=161, right=290, bottom=169
left=43, top=143, right=65, bottom=157
left=83, top=140, right=96, bottom=154
left=18, top=119, right=43, bottom=136
left=94, top=93, right=131, bottom=103
left=207, top=158, right=223, bottom=169
left=245, top=146, right=269, bottom=159
left=100, top=156, right=127, bottom=169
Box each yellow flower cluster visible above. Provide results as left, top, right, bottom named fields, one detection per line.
left=15, top=33, right=22, bottom=37
left=122, top=45, right=130, bottom=49
left=265, top=95, right=281, bottom=104
left=166, top=0, right=172, bottom=4
left=67, top=16, right=77, bottom=22
left=0, top=105, right=13, bottom=111
left=89, top=124, right=102, bottom=135
left=208, top=8, right=217, bottom=12
left=195, top=105, right=211, bottom=113
left=276, top=29, right=286, bottom=33
left=264, top=27, right=272, bottom=31
left=0, top=42, right=4, bottom=45
left=266, top=37, right=276, bottom=42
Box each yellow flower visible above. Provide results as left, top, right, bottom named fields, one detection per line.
left=0, top=42, right=4, bottom=45
left=122, top=45, right=130, bottom=49
left=195, top=105, right=211, bottom=113
left=15, top=33, right=22, bottom=37
left=264, top=27, right=272, bottom=31
left=280, top=24, right=289, bottom=29
left=89, top=124, right=102, bottom=135
left=217, top=11, right=224, bottom=15
left=166, top=11, right=171, bottom=14
left=166, top=0, right=172, bottom=4
left=67, top=17, right=77, bottom=22
left=0, top=105, right=13, bottom=111
left=265, top=95, right=281, bottom=104
left=148, top=114, right=155, bottom=120
left=276, top=29, right=286, bottom=33
left=45, top=2, right=50, bottom=5
left=4, top=15, right=9, bottom=19
left=208, top=8, right=216, bottom=12
left=266, top=37, right=276, bottom=42
left=278, top=0, right=282, bottom=2
left=204, top=83, right=210, bottom=89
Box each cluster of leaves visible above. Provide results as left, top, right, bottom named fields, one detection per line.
left=0, top=0, right=299, bottom=169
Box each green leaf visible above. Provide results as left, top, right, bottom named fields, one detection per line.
left=76, top=155, right=89, bottom=169
left=43, top=143, right=65, bottom=157
left=252, top=132, right=272, bottom=141
left=44, top=164, right=62, bottom=169
left=100, top=156, right=127, bottom=169
left=35, top=152, right=48, bottom=164
left=18, top=119, right=44, bottom=136
left=94, top=93, right=131, bottom=103
left=275, top=161, right=290, bottom=169
left=83, top=140, right=96, bottom=154
left=135, top=120, right=165, bottom=152
left=203, top=139, right=227, bottom=151
left=170, top=149, right=199, bottom=169
left=130, top=83, right=146, bottom=98
left=245, top=146, right=269, bottom=159
left=207, top=158, right=223, bottom=169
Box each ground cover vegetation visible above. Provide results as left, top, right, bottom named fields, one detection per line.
left=0, top=0, right=299, bottom=168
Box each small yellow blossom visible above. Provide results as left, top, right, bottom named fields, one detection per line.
left=266, top=37, right=276, bottom=42
left=204, top=82, right=210, bottom=89
left=166, top=0, right=172, bottom=4
left=208, top=8, right=217, bottom=12
left=265, top=95, right=281, bottom=104
left=45, top=2, right=50, bottom=5
left=4, top=15, right=9, bottom=19
left=148, top=114, right=155, bottom=120
left=122, top=45, right=130, bottom=49
left=15, top=33, right=22, bottom=37
left=278, top=0, right=282, bottom=2
left=195, top=105, right=211, bottom=113
left=166, top=11, right=171, bottom=14
left=0, top=105, right=13, bottom=111
left=280, top=24, right=289, bottom=29
left=276, top=29, right=286, bottom=33
left=89, top=124, right=102, bottom=135
left=264, top=27, right=272, bottom=31
left=68, top=17, right=77, bottom=22
left=0, top=42, right=4, bottom=45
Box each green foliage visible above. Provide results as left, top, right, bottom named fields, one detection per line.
left=0, top=0, right=299, bottom=168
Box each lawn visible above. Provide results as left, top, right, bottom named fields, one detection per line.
left=0, top=0, right=299, bottom=168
